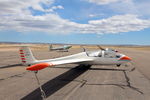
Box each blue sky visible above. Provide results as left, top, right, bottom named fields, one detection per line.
left=0, top=0, right=150, bottom=45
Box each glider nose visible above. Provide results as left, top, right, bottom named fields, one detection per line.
left=119, top=56, right=132, bottom=61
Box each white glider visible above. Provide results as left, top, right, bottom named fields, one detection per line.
left=19, top=46, right=131, bottom=71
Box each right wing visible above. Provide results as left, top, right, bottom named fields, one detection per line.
left=26, top=58, right=93, bottom=71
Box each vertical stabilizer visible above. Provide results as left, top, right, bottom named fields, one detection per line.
left=49, top=44, right=53, bottom=51
left=19, top=46, right=37, bottom=65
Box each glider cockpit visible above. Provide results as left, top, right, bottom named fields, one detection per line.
left=87, top=50, right=122, bottom=59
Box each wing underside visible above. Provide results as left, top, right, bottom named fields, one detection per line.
left=26, top=58, right=93, bottom=71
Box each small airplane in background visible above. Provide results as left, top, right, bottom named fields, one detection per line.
left=49, top=44, right=72, bottom=52
left=19, top=46, right=131, bottom=71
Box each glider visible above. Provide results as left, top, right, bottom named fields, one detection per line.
left=49, top=44, right=72, bottom=52
left=19, top=46, right=131, bottom=71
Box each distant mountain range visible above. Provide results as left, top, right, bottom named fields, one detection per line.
left=0, top=41, right=149, bottom=46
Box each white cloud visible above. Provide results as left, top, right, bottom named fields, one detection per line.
left=134, top=1, right=150, bottom=17
left=87, top=14, right=150, bottom=34
left=0, top=0, right=55, bottom=15
left=86, top=0, right=140, bottom=16
left=46, top=5, right=64, bottom=12
left=52, top=5, right=64, bottom=10
left=89, top=13, right=104, bottom=18
left=2, top=14, right=148, bottom=34
left=87, top=0, right=120, bottom=5
left=0, top=0, right=150, bottom=34
left=108, top=0, right=139, bottom=15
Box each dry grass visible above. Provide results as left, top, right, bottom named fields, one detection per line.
left=0, top=44, right=48, bottom=51
left=128, top=46, right=150, bottom=51
left=0, top=43, right=150, bottom=51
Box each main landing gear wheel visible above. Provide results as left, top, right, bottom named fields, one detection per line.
left=116, top=64, right=121, bottom=67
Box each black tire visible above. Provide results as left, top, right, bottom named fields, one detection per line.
left=116, top=64, right=121, bottom=67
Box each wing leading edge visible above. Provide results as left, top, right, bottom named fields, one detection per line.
left=26, top=58, right=93, bottom=71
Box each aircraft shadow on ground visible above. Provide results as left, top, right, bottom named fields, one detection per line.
left=53, top=66, right=128, bottom=71
left=21, top=65, right=91, bottom=100
left=0, top=64, right=22, bottom=69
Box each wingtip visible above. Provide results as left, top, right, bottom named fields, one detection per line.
left=26, top=63, right=50, bottom=71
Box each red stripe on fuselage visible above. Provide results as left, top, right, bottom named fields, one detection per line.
left=21, top=58, right=26, bottom=60
left=22, top=61, right=26, bottom=63
left=20, top=55, right=25, bottom=57
left=20, top=50, right=23, bottom=52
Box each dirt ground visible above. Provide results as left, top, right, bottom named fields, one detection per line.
left=0, top=44, right=150, bottom=100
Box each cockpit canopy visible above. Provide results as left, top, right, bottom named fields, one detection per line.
left=87, top=51, right=102, bottom=57
left=87, top=50, right=122, bottom=58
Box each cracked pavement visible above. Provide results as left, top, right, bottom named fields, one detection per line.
left=0, top=47, right=150, bottom=100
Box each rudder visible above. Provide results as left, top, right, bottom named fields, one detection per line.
left=19, top=46, right=37, bottom=65
left=49, top=44, right=53, bottom=51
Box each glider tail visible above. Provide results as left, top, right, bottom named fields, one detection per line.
left=49, top=44, right=53, bottom=51
left=19, top=46, right=37, bottom=65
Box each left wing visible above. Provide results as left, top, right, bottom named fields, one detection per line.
left=26, top=58, right=93, bottom=71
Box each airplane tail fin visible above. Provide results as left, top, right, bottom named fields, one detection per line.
left=19, top=46, right=37, bottom=65
left=49, top=44, right=53, bottom=51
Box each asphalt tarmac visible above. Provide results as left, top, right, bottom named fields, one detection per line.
left=0, top=47, right=150, bottom=100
